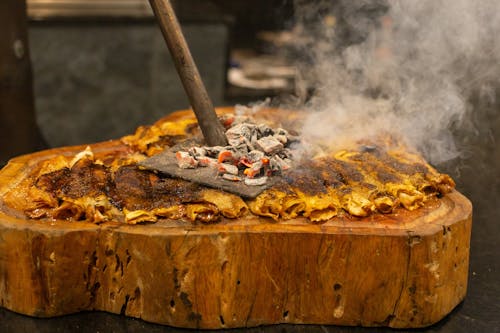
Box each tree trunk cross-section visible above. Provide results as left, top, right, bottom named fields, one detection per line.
left=0, top=136, right=472, bottom=329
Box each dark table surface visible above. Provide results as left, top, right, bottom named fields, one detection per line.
left=1, top=103, right=499, bottom=333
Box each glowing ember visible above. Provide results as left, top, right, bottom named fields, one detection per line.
left=175, top=116, right=299, bottom=185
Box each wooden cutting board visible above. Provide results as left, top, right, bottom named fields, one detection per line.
left=0, top=125, right=472, bottom=329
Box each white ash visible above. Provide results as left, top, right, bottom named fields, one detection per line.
left=255, top=136, right=283, bottom=154
left=218, top=163, right=239, bottom=176
left=175, top=116, right=299, bottom=186
left=188, top=146, right=206, bottom=158
left=175, top=151, right=198, bottom=169
left=247, top=150, right=264, bottom=162
left=198, top=157, right=218, bottom=168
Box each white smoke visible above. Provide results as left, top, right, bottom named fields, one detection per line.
left=291, top=0, right=500, bottom=164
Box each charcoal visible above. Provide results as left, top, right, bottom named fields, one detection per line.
left=175, top=117, right=300, bottom=185
left=188, top=146, right=206, bottom=158
left=217, top=150, right=236, bottom=163
left=198, top=157, right=218, bottom=167
left=228, top=143, right=249, bottom=156
left=220, top=114, right=251, bottom=129
left=175, top=151, right=198, bottom=169
left=242, top=137, right=255, bottom=151
left=218, top=163, right=239, bottom=175
left=274, top=134, right=288, bottom=145
left=275, top=128, right=288, bottom=136
left=278, top=148, right=292, bottom=159
left=256, top=136, right=284, bottom=154
left=269, top=157, right=280, bottom=172
left=271, top=155, right=291, bottom=171
left=257, top=124, right=274, bottom=137
left=227, top=137, right=242, bottom=147
left=244, top=160, right=263, bottom=178
left=203, top=146, right=225, bottom=157
left=251, top=132, right=259, bottom=145
left=226, top=123, right=255, bottom=142
left=247, top=150, right=265, bottom=163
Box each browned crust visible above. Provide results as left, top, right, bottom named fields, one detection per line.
left=0, top=108, right=472, bottom=328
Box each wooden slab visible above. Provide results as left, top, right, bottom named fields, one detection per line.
left=0, top=141, right=472, bottom=329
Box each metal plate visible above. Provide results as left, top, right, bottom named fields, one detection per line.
left=139, top=149, right=276, bottom=198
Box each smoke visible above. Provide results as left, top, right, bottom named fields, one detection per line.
left=289, top=0, right=500, bottom=164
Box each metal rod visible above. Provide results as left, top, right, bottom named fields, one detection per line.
left=148, top=0, right=227, bottom=147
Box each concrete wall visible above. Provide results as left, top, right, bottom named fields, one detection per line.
left=29, top=21, right=228, bottom=147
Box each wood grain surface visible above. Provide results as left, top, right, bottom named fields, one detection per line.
left=0, top=121, right=472, bottom=329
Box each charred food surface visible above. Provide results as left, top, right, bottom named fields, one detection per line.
left=2, top=108, right=455, bottom=225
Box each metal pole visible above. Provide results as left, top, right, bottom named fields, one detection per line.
left=149, top=0, right=228, bottom=147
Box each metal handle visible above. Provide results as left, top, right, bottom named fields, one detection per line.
left=149, top=0, right=228, bottom=147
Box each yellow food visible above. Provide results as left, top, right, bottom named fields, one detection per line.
left=2, top=109, right=455, bottom=225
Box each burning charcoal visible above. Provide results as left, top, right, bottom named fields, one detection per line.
left=219, top=115, right=250, bottom=129
left=227, top=137, right=243, bottom=147
left=274, top=134, right=288, bottom=145
left=275, top=128, right=292, bottom=145
left=175, top=151, right=198, bottom=169
left=198, top=157, right=218, bottom=168
left=257, top=124, right=274, bottom=137
left=243, top=137, right=256, bottom=151
left=218, top=163, right=239, bottom=175
left=269, top=157, right=280, bottom=172
left=228, top=143, right=248, bottom=156
left=244, top=176, right=268, bottom=186
left=203, top=146, right=225, bottom=157
left=239, top=157, right=253, bottom=168
left=219, top=114, right=238, bottom=129
left=270, top=155, right=291, bottom=171
left=244, top=160, right=263, bottom=178
left=224, top=149, right=243, bottom=162
left=174, top=117, right=298, bottom=186
left=222, top=174, right=242, bottom=182
left=217, top=150, right=236, bottom=164
left=247, top=150, right=265, bottom=163
left=226, top=123, right=255, bottom=146
left=251, top=131, right=259, bottom=145
left=256, top=136, right=284, bottom=154
left=188, top=146, right=206, bottom=158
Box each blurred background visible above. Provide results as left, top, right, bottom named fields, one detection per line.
left=13, top=0, right=296, bottom=153
left=3, top=0, right=392, bottom=159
